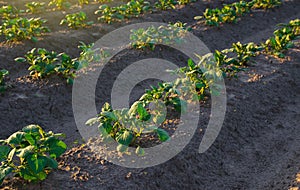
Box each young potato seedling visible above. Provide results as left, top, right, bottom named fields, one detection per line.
left=0, top=125, right=67, bottom=184
left=60, top=11, right=94, bottom=29
left=0, top=17, right=50, bottom=42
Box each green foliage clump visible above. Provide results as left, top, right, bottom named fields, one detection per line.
left=0, top=125, right=67, bottom=184
left=25, top=2, right=46, bottom=13
left=15, top=48, right=80, bottom=84
left=177, top=0, right=197, bottom=5
left=195, top=0, right=282, bottom=26
left=154, top=0, right=177, bottom=10
left=264, top=19, right=300, bottom=58
left=0, top=17, right=50, bottom=42
left=86, top=101, right=171, bottom=155
left=48, top=0, right=71, bottom=10
left=95, top=0, right=151, bottom=23
left=251, top=0, right=282, bottom=9
left=78, top=0, right=89, bottom=6
left=130, top=22, right=189, bottom=50
left=0, top=5, right=19, bottom=19
left=60, top=11, right=93, bottom=29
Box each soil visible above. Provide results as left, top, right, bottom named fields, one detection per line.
left=0, top=0, right=300, bottom=189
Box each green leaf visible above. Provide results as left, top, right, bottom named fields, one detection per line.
left=85, top=117, right=98, bottom=126
left=14, top=57, right=27, bottom=62
left=31, top=36, right=38, bottom=42
left=22, top=125, right=42, bottom=135
left=36, top=171, right=47, bottom=180
left=45, top=137, right=67, bottom=158
left=27, top=153, right=47, bottom=174
left=98, top=123, right=107, bottom=134
left=45, top=157, right=58, bottom=169
left=24, top=134, right=36, bottom=145
left=0, top=165, right=13, bottom=184
left=187, top=59, right=195, bottom=69
left=19, top=167, right=37, bottom=181
left=7, top=131, right=25, bottom=145
left=7, top=148, right=16, bottom=162
left=156, top=128, right=170, bottom=142
left=101, top=111, right=117, bottom=121
left=128, top=101, right=139, bottom=116
left=0, top=146, right=11, bottom=161
left=0, top=69, right=8, bottom=75
left=101, top=102, right=112, bottom=112
left=135, top=146, right=145, bottom=156
left=116, top=130, right=134, bottom=146
left=45, top=64, right=56, bottom=73
left=194, top=16, right=203, bottom=20
left=137, top=102, right=150, bottom=121
left=116, top=144, right=128, bottom=153
left=17, top=145, right=34, bottom=158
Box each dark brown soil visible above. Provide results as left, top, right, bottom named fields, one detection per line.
left=0, top=0, right=300, bottom=189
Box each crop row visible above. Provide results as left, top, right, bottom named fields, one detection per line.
left=195, top=0, right=282, bottom=26
left=0, top=18, right=298, bottom=93
left=0, top=0, right=196, bottom=41
left=95, top=0, right=196, bottom=23
left=0, top=0, right=285, bottom=42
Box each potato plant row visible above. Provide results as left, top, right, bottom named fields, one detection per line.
left=195, top=0, right=282, bottom=26
left=95, top=0, right=196, bottom=23
left=0, top=0, right=285, bottom=41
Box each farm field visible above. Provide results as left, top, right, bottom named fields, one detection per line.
left=0, top=0, right=300, bottom=189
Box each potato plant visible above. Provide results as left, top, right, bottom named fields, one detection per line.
left=264, top=19, right=300, bottom=58
left=95, top=0, right=151, bottom=23
left=213, top=49, right=246, bottom=77
left=0, top=5, right=19, bottom=19
left=78, top=0, right=89, bottom=6
left=154, top=0, right=177, bottom=10
left=195, top=0, right=282, bottom=26
left=60, top=11, right=94, bottom=29
left=251, top=0, right=282, bottom=9
left=15, top=48, right=80, bottom=84
left=0, top=125, right=67, bottom=184
left=0, top=69, right=9, bottom=93
left=229, top=42, right=263, bottom=65
left=48, top=0, right=71, bottom=10
left=0, top=17, right=50, bottom=42
left=177, top=0, right=197, bottom=5
left=78, top=42, right=110, bottom=68
left=130, top=23, right=188, bottom=50
left=25, top=2, right=46, bottom=14
left=195, top=1, right=252, bottom=26
left=86, top=102, right=171, bottom=154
